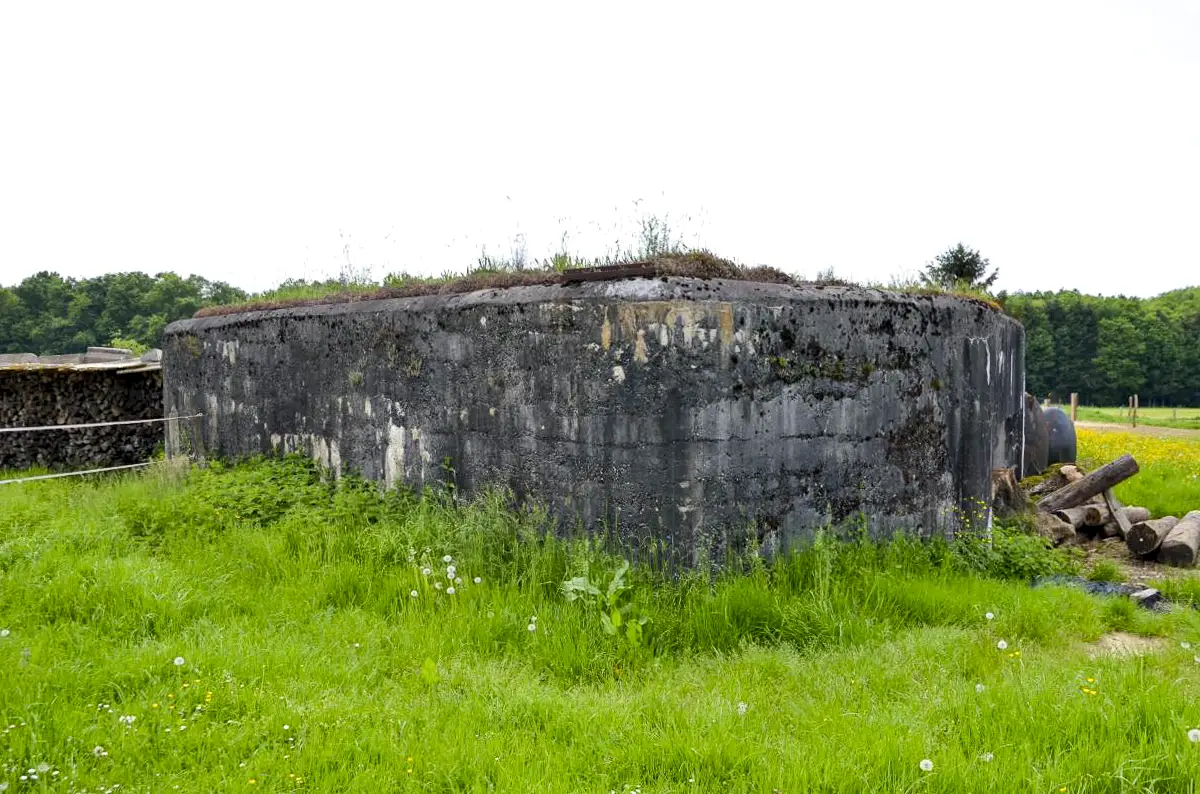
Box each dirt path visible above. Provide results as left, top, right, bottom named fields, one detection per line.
left=1075, top=421, right=1200, bottom=439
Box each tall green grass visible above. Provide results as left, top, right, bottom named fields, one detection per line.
left=2, top=458, right=1200, bottom=792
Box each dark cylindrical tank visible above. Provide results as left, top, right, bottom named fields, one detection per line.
left=1045, top=407, right=1077, bottom=465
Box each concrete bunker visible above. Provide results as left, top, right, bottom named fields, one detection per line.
left=163, top=277, right=1024, bottom=562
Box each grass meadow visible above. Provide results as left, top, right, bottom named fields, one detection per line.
left=1075, top=427, right=1200, bottom=519
left=1076, top=406, right=1200, bottom=432
left=3, top=449, right=1200, bottom=792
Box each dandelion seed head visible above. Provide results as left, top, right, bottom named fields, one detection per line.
left=454, top=577, right=463, bottom=586
left=446, top=586, right=456, bottom=595
left=736, top=701, right=748, bottom=715
left=980, top=752, right=993, bottom=762
left=446, top=565, right=457, bottom=578
left=919, top=759, right=933, bottom=772
left=474, top=576, right=482, bottom=584
left=410, top=590, right=419, bottom=598
left=0, top=629, right=9, bottom=638
left=975, top=683, right=985, bottom=694
left=173, top=656, right=185, bottom=667
left=1189, top=728, right=1200, bottom=743
left=985, top=612, right=994, bottom=620
left=421, top=567, right=431, bottom=576
left=996, top=640, right=1008, bottom=651
left=442, top=555, right=453, bottom=563
left=92, top=745, right=108, bottom=758
left=1182, top=641, right=1192, bottom=650
left=527, top=623, right=537, bottom=632
left=36, top=764, right=49, bottom=774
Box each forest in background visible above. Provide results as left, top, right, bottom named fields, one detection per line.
left=2, top=269, right=1198, bottom=407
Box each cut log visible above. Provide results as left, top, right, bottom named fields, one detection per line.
left=1099, top=506, right=1151, bottom=539
left=1053, top=506, right=1092, bottom=529
left=1037, top=455, right=1139, bottom=514
left=1160, top=511, right=1200, bottom=568
left=1126, top=516, right=1179, bottom=556
left=1100, top=489, right=1132, bottom=538
left=1060, top=465, right=1085, bottom=483
left=1029, top=472, right=1067, bottom=497
left=991, top=467, right=1029, bottom=519
left=1034, top=512, right=1075, bottom=546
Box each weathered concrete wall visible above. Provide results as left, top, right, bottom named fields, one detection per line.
left=163, top=278, right=1024, bottom=561
left=0, top=369, right=164, bottom=471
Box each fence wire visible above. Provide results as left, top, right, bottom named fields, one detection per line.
left=0, top=413, right=203, bottom=486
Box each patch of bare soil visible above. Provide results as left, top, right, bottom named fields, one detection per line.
left=1087, top=631, right=1168, bottom=659
left=1079, top=536, right=1200, bottom=590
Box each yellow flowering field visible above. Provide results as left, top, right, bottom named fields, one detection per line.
left=1076, top=428, right=1200, bottom=517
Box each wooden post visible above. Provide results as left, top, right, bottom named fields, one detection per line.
left=1133, top=394, right=1139, bottom=428
left=1070, top=393, right=1078, bottom=422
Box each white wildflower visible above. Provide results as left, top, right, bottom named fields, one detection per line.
left=173, top=656, right=185, bottom=667
left=997, top=640, right=1008, bottom=651
left=985, top=612, right=995, bottom=620
left=530, top=615, right=538, bottom=623
left=473, top=577, right=482, bottom=584
left=1190, top=728, right=1200, bottom=743
left=980, top=752, right=994, bottom=763
left=446, top=586, right=456, bottom=595
left=118, top=715, right=136, bottom=727
left=919, top=759, right=933, bottom=772
left=93, top=745, right=108, bottom=758
left=975, top=683, right=985, bottom=694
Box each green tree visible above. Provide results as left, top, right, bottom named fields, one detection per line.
left=922, top=243, right=999, bottom=291
left=1092, top=314, right=1145, bottom=403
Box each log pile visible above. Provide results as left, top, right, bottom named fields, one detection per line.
left=0, top=369, right=164, bottom=471
left=1023, top=454, right=1200, bottom=568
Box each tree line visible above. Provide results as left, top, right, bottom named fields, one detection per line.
left=3, top=264, right=1198, bottom=407
left=999, top=288, right=1200, bottom=407
left=0, top=271, right=246, bottom=356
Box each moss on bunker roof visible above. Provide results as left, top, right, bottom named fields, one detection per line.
left=193, top=251, right=1000, bottom=319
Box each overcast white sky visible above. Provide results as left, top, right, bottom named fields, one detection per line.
left=2, top=0, right=1197, bottom=296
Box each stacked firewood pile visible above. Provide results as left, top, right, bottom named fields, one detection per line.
left=1023, top=455, right=1200, bottom=568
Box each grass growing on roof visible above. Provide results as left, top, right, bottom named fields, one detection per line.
left=2, top=458, right=1200, bottom=792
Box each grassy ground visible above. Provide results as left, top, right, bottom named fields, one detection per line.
left=1076, top=406, right=1200, bottom=432
left=1076, top=427, right=1200, bottom=518
left=4, top=459, right=1200, bottom=792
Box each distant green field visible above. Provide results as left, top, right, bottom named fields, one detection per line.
left=1074, top=405, right=1200, bottom=431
